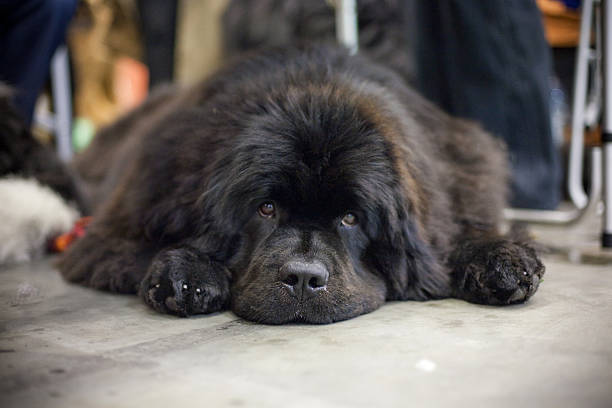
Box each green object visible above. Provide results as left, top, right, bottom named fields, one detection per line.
left=72, top=117, right=95, bottom=152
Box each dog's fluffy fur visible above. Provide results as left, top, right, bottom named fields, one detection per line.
left=0, top=177, right=78, bottom=265
left=57, top=46, right=545, bottom=324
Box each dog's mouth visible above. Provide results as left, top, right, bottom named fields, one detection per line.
left=229, top=250, right=388, bottom=324
left=229, top=284, right=332, bottom=324
left=289, top=308, right=327, bottom=324
left=230, top=279, right=386, bottom=325
left=233, top=303, right=356, bottom=325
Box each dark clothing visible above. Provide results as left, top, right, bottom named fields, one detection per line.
left=137, top=0, right=178, bottom=87
left=414, top=0, right=561, bottom=209
left=0, top=0, right=77, bottom=124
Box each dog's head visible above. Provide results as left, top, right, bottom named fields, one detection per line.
left=193, top=83, right=448, bottom=324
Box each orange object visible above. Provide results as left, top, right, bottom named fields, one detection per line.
left=50, top=217, right=93, bottom=252
left=113, top=56, right=149, bottom=112
left=537, top=0, right=581, bottom=47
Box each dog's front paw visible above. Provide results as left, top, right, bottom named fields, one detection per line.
left=139, top=247, right=231, bottom=316
left=453, top=240, right=545, bottom=305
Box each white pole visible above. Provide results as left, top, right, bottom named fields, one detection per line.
left=601, top=0, right=612, bottom=246
left=568, top=0, right=594, bottom=209
left=335, top=0, right=358, bottom=55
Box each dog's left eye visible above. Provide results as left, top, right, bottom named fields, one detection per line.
left=341, top=213, right=358, bottom=227
left=258, top=202, right=276, bottom=218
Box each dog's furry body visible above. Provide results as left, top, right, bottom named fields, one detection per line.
left=58, top=46, right=544, bottom=323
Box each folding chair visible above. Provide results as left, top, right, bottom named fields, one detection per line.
left=504, top=0, right=612, bottom=248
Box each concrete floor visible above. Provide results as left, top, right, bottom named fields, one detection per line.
left=1, top=253, right=611, bottom=408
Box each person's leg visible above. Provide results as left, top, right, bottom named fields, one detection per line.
left=0, top=0, right=77, bottom=124
left=415, top=0, right=561, bottom=209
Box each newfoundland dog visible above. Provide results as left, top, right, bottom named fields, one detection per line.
left=58, top=45, right=544, bottom=324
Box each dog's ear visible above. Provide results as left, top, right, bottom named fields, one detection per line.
left=367, top=198, right=450, bottom=300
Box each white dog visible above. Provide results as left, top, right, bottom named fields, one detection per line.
left=0, top=177, right=78, bottom=265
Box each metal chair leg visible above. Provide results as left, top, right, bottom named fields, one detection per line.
left=50, top=45, right=73, bottom=162
left=504, top=147, right=602, bottom=225
left=601, top=0, right=612, bottom=246
left=506, top=0, right=612, bottom=249
left=333, top=0, right=358, bottom=55
left=568, top=0, right=596, bottom=209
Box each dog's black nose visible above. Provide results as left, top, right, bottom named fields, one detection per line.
left=279, top=261, right=329, bottom=300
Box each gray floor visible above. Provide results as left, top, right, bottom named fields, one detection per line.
left=1, top=253, right=611, bottom=408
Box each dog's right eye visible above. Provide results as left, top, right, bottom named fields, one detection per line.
left=258, top=202, right=276, bottom=218
left=341, top=213, right=358, bottom=227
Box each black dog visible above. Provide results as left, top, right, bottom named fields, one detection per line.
left=58, top=46, right=544, bottom=324
left=0, top=84, right=85, bottom=211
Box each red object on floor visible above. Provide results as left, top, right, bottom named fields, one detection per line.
left=50, top=216, right=93, bottom=253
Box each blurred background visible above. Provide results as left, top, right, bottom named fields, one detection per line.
left=0, top=0, right=594, bottom=211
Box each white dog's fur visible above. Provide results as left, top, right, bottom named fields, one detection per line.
left=0, top=177, right=79, bottom=265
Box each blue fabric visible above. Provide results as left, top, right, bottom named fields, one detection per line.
left=560, top=0, right=581, bottom=10
left=415, top=0, right=561, bottom=209
left=0, top=0, right=77, bottom=124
